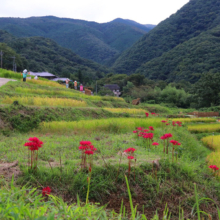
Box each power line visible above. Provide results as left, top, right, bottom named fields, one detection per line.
left=0, top=50, right=3, bottom=69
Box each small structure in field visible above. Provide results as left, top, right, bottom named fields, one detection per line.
left=104, top=84, right=121, bottom=97
left=85, top=88, right=92, bottom=95
left=132, top=98, right=141, bottom=105
left=29, top=71, right=57, bottom=80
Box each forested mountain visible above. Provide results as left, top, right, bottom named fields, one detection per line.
left=0, top=16, right=154, bottom=64
left=0, top=30, right=109, bottom=77
left=137, top=25, right=220, bottom=83
left=112, top=0, right=220, bottom=78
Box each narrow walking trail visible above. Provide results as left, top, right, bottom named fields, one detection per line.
left=0, top=78, right=16, bottom=87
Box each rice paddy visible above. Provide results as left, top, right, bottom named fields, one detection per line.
left=26, top=79, right=65, bottom=88
left=2, top=96, right=87, bottom=107
left=39, top=118, right=164, bottom=134
left=172, top=118, right=216, bottom=123
left=188, top=123, right=220, bottom=133
left=202, top=135, right=220, bottom=151
left=104, top=108, right=147, bottom=115
left=14, top=86, right=126, bottom=102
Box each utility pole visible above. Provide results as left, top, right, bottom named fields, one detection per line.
left=0, top=50, right=3, bottom=69
left=11, top=56, right=15, bottom=72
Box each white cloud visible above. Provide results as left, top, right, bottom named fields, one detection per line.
left=0, top=0, right=189, bottom=24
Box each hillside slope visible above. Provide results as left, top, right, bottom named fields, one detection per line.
left=112, top=0, right=220, bottom=74
left=0, top=16, right=154, bottom=64
left=0, top=30, right=109, bottom=76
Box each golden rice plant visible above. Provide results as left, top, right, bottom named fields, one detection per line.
left=26, top=79, right=65, bottom=88
left=188, top=123, right=220, bottom=133
left=39, top=118, right=164, bottom=134
left=173, top=118, right=216, bottom=123
left=104, top=108, right=147, bottom=115
left=202, top=135, right=220, bottom=151
left=15, top=87, right=125, bottom=102
left=1, top=96, right=87, bottom=107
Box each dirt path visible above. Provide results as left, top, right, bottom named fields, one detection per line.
left=0, top=78, right=16, bottom=87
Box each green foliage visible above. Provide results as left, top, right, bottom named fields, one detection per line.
left=192, top=72, right=220, bottom=107
left=0, top=43, right=24, bottom=72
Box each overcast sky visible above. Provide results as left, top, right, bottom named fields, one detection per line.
left=0, top=0, right=189, bottom=25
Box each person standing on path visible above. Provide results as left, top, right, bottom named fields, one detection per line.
left=66, top=78, right=70, bottom=88
left=80, top=84, right=83, bottom=92
left=22, top=69, right=28, bottom=82
left=74, top=80, right=77, bottom=90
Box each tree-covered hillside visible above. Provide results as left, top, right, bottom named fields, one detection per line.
left=0, top=16, right=154, bottom=64
left=0, top=30, right=109, bottom=76
left=112, top=0, right=220, bottom=74
left=137, top=25, right=220, bottom=83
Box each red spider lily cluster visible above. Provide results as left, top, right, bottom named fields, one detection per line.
left=209, top=165, right=219, bottom=170
left=124, top=148, right=136, bottom=178
left=133, top=126, right=156, bottom=148
left=172, top=121, right=182, bottom=127
left=79, top=141, right=97, bottom=169
left=42, top=186, right=51, bottom=196
left=145, top=112, right=149, bottom=117
left=160, top=133, right=172, bottom=154
left=209, top=165, right=219, bottom=176
left=151, top=112, right=159, bottom=116
left=170, top=140, right=181, bottom=161
left=24, top=137, right=43, bottom=171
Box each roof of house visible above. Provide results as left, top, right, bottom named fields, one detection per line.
left=104, top=84, right=120, bottom=91
left=29, top=71, right=57, bottom=77
left=52, top=78, right=71, bottom=82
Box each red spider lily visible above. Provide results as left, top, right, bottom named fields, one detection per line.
left=125, top=148, right=136, bottom=178
left=161, top=120, right=167, bottom=123
left=209, top=165, right=219, bottom=176
left=137, top=127, right=143, bottom=131
left=152, top=142, right=159, bottom=149
left=79, top=141, right=96, bottom=169
left=209, top=165, right=219, bottom=171
left=149, top=126, right=154, bottom=131
left=133, top=130, right=138, bottom=133
left=169, top=140, right=181, bottom=146
left=144, top=129, right=149, bottom=132
left=124, top=147, right=136, bottom=153
left=145, top=112, right=149, bottom=117
left=172, top=121, right=176, bottom=126
left=166, top=123, right=170, bottom=126
left=170, top=140, right=181, bottom=162
left=42, top=186, right=51, bottom=196
left=151, top=112, right=156, bottom=115
left=85, top=150, right=94, bottom=155
left=143, top=133, right=154, bottom=139
left=80, top=141, right=92, bottom=146
left=24, top=137, right=43, bottom=171
left=176, top=121, right=182, bottom=127
left=143, top=133, right=154, bottom=149
left=160, top=133, right=172, bottom=154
